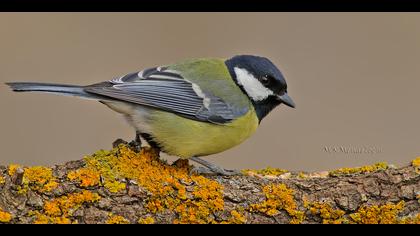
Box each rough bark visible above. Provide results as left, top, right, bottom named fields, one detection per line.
left=0, top=141, right=419, bottom=224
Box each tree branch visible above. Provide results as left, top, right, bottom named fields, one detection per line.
left=0, top=142, right=419, bottom=224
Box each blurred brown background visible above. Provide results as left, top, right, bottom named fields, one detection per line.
left=1, top=13, right=419, bottom=171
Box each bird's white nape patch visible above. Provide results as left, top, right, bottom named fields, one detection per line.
left=233, top=67, right=273, bottom=101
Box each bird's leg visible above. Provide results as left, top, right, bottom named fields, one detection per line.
left=172, top=158, right=191, bottom=170
left=189, top=157, right=242, bottom=176
left=128, top=131, right=142, bottom=153
left=135, top=131, right=142, bottom=145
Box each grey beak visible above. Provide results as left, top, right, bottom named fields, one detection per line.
left=276, top=93, right=296, bottom=108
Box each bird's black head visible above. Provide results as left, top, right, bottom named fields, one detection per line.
left=225, top=55, right=295, bottom=122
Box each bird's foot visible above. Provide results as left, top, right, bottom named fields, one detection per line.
left=127, top=131, right=142, bottom=153
left=190, top=166, right=241, bottom=176
left=112, top=138, right=128, bottom=148
left=149, top=146, right=161, bottom=157
left=172, top=159, right=190, bottom=169
left=189, top=157, right=242, bottom=176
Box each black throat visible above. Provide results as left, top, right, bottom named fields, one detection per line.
left=225, top=59, right=281, bottom=123
left=252, top=97, right=282, bottom=122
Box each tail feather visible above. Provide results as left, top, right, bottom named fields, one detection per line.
left=6, top=82, right=100, bottom=100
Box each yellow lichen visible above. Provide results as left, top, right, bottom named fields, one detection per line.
left=30, top=211, right=71, bottom=224
left=0, top=209, right=12, bottom=223
left=297, top=172, right=307, bottom=179
left=412, top=157, right=420, bottom=173
left=83, top=145, right=225, bottom=224
left=228, top=210, right=247, bottom=224
left=4, top=141, right=420, bottom=224
left=329, top=162, right=388, bottom=176
left=106, top=214, right=130, bottom=224
left=249, top=183, right=305, bottom=224
left=138, top=216, right=155, bottom=224
left=34, top=190, right=100, bottom=224
left=80, top=150, right=127, bottom=193
left=307, top=202, right=346, bottom=224
left=67, top=168, right=101, bottom=188
left=0, top=175, right=5, bottom=185
left=349, top=201, right=405, bottom=224
left=398, top=213, right=420, bottom=224
left=243, top=167, right=288, bottom=176
left=6, top=164, right=58, bottom=193
left=32, top=212, right=49, bottom=224
left=104, top=181, right=126, bottom=193
left=43, top=181, right=59, bottom=192
left=14, top=166, right=58, bottom=193
left=8, top=164, right=21, bottom=176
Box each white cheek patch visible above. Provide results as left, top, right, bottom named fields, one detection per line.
left=234, top=67, right=273, bottom=101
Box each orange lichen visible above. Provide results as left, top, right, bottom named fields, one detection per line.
left=249, top=183, right=305, bottom=224
left=44, top=190, right=100, bottom=216
left=307, top=202, right=346, bottom=224
left=349, top=201, right=405, bottom=224
left=106, top=214, right=130, bottom=224
left=0, top=209, right=12, bottom=223
left=84, top=145, right=224, bottom=224
left=138, top=216, right=155, bottom=224
left=243, top=167, right=288, bottom=176
left=3, top=141, right=420, bottom=224
left=329, top=162, right=388, bottom=176
left=173, top=175, right=224, bottom=224
left=67, top=168, right=101, bottom=188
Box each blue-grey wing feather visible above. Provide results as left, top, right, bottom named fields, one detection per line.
left=84, top=67, right=246, bottom=124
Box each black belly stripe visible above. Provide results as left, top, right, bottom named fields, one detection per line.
left=140, top=132, right=162, bottom=150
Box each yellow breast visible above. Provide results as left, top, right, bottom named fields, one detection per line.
left=148, top=106, right=259, bottom=158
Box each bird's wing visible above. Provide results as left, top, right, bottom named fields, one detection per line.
left=84, top=66, right=248, bottom=124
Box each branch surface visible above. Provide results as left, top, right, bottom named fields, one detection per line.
left=0, top=142, right=419, bottom=224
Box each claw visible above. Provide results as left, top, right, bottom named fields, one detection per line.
left=128, top=131, right=142, bottom=153
left=189, top=157, right=243, bottom=176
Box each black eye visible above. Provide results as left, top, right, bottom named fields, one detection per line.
left=260, top=75, right=273, bottom=86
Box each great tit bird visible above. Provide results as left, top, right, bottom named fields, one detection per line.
left=6, top=55, right=295, bottom=175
